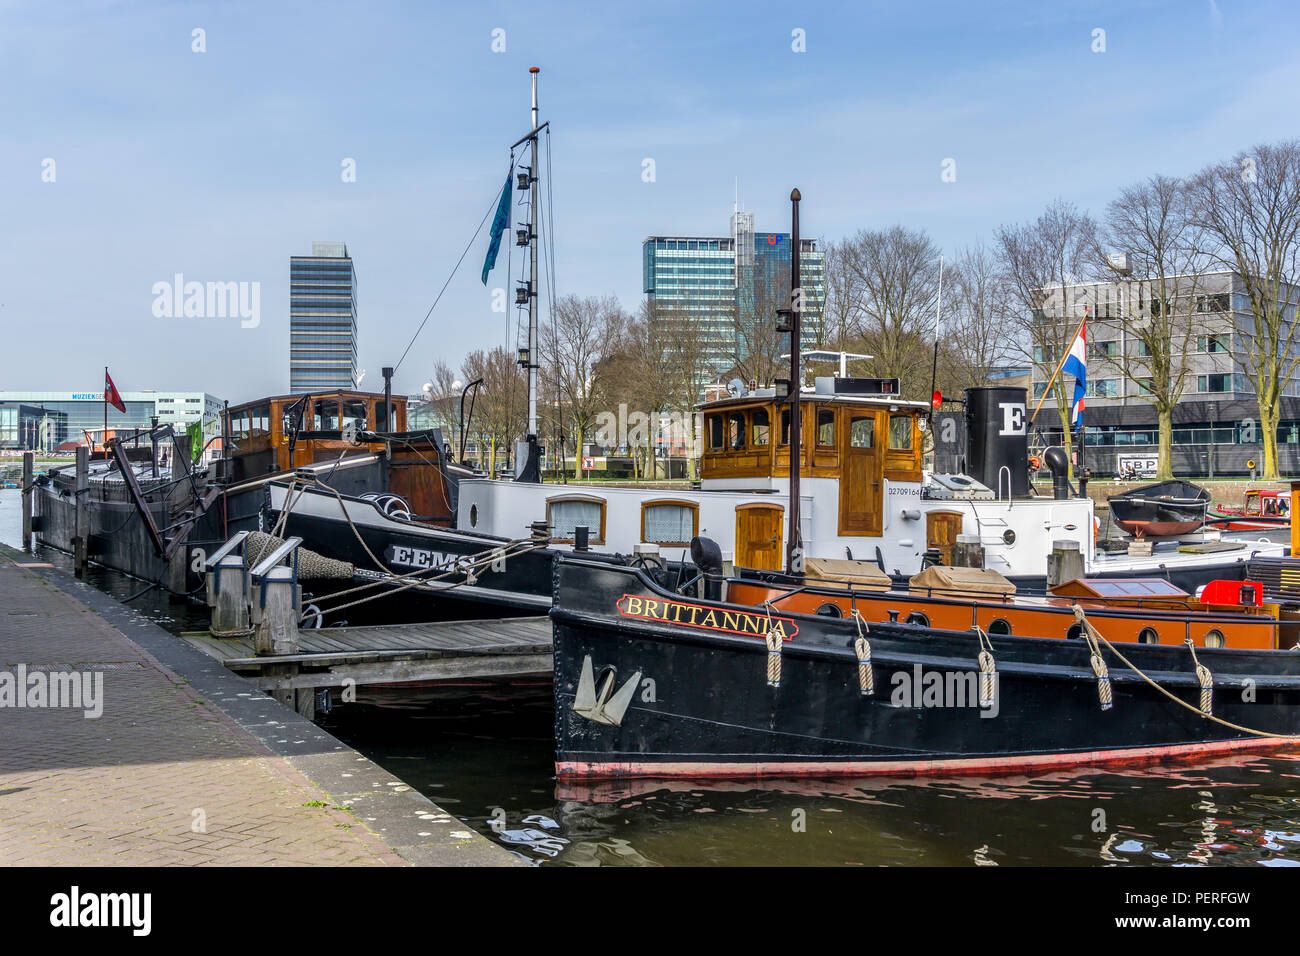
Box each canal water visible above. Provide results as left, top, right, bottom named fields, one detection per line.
left=5, top=486, right=1300, bottom=867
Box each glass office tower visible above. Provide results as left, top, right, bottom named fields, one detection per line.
left=290, top=241, right=358, bottom=393
left=643, top=209, right=825, bottom=377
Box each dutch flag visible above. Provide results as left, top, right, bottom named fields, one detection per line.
left=1062, top=319, right=1086, bottom=427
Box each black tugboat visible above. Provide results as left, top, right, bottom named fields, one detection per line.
left=1107, top=480, right=1211, bottom=538
left=549, top=552, right=1300, bottom=780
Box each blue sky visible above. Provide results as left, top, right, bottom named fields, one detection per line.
left=2, top=0, right=1298, bottom=401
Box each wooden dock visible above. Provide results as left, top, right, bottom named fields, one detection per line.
left=180, top=616, right=553, bottom=701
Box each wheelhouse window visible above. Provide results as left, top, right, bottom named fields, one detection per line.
left=816, top=408, right=836, bottom=446
left=340, top=399, right=368, bottom=433
left=889, top=414, right=913, bottom=450
left=547, top=496, right=605, bottom=544
left=727, top=412, right=746, bottom=450
left=779, top=408, right=791, bottom=445
left=314, top=398, right=340, bottom=430
left=249, top=405, right=270, bottom=438
left=751, top=408, right=770, bottom=447
left=706, top=414, right=724, bottom=451
left=849, top=415, right=875, bottom=448
left=642, top=500, right=699, bottom=547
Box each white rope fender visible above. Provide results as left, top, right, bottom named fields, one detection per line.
left=1070, top=606, right=1114, bottom=711
left=973, top=625, right=997, bottom=711
left=1186, top=639, right=1214, bottom=717
left=852, top=610, right=874, bottom=696
left=764, top=604, right=782, bottom=688
left=1070, top=604, right=1300, bottom=739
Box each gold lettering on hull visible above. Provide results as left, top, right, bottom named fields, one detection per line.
left=616, top=594, right=798, bottom=640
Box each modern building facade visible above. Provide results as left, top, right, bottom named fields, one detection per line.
left=0, top=391, right=223, bottom=452
left=1028, top=269, right=1300, bottom=476
left=643, top=207, right=826, bottom=377
left=290, top=241, right=358, bottom=393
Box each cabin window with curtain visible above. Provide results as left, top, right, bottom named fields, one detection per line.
left=548, top=497, right=605, bottom=543
left=642, top=500, right=698, bottom=546
left=849, top=415, right=875, bottom=447
left=751, top=408, right=770, bottom=446
left=250, top=405, right=270, bottom=437
left=706, top=414, right=724, bottom=451
left=816, top=408, right=836, bottom=446
left=888, top=415, right=913, bottom=450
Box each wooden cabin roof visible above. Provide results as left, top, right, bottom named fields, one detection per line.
left=225, top=390, right=406, bottom=415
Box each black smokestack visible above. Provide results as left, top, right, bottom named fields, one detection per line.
left=964, top=386, right=1029, bottom=497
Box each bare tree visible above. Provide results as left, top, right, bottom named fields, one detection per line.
left=648, top=298, right=711, bottom=478
left=1100, top=175, right=1212, bottom=479
left=945, top=242, right=1017, bottom=392
left=995, top=199, right=1100, bottom=477
left=1189, top=141, right=1300, bottom=479
left=542, top=294, right=626, bottom=479
left=460, top=346, right=524, bottom=474
left=821, top=238, right=861, bottom=350
left=839, top=225, right=949, bottom=400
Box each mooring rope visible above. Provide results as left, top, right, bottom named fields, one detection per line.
left=763, top=603, right=782, bottom=688
left=852, top=609, right=874, bottom=696
left=1071, top=605, right=1300, bottom=739
left=972, top=624, right=998, bottom=711
left=1186, top=638, right=1215, bottom=717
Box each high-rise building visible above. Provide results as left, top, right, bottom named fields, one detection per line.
left=290, top=241, right=357, bottom=393
left=643, top=207, right=826, bottom=378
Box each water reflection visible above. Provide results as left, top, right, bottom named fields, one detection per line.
left=321, top=691, right=1300, bottom=867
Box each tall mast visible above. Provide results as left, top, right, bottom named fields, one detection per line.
left=786, top=188, right=802, bottom=575
left=527, top=66, right=540, bottom=440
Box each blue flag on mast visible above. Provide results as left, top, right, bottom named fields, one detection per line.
left=481, top=172, right=513, bottom=284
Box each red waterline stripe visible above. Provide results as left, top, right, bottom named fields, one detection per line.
left=556, top=736, right=1300, bottom=781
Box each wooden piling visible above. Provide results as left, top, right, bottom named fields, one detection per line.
left=73, top=445, right=89, bottom=578
left=211, top=555, right=250, bottom=635
left=21, top=451, right=33, bottom=551
left=254, top=565, right=300, bottom=657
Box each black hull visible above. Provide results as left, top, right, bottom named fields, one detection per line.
left=551, top=558, right=1300, bottom=780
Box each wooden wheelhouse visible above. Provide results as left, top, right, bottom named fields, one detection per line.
left=222, top=390, right=453, bottom=525
left=223, top=390, right=408, bottom=481
left=700, top=389, right=925, bottom=542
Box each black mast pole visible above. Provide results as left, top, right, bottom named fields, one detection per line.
left=786, top=188, right=803, bottom=575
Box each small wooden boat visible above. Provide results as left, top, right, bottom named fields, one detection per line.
left=1107, top=480, right=1210, bottom=537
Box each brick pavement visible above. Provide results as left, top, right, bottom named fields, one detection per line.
left=0, top=555, right=515, bottom=866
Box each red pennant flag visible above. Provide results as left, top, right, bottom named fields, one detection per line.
left=105, top=370, right=126, bottom=413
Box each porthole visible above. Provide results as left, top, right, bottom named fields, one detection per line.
left=470, top=504, right=478, bottom=527
left=1067, top=623, right=1083, bottom=640
left=1138, top=627, right=1159, bottom=645
left=988, top=618, right=1012, bottom=636
left=815, top=602, right=843, bottom=618
left=1204, top=629, right=1226, bottom=649
left=1002, top=529, right=1016, bottom=546
left=906, top=612, right=930, bottom=627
